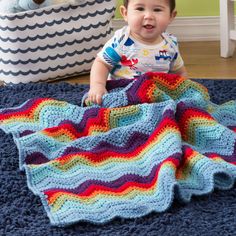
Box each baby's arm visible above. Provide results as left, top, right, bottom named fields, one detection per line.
left=88, top=57, right=111, bottom=105
left=171, top=65, right=188, bottom=79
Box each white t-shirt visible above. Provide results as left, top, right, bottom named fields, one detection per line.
left=98, top=26, right=184, bottom=80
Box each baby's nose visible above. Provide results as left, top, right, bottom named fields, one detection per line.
left=144, top=11, right=154, bottom=19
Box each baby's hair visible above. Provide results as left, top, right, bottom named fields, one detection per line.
left=123, top=0, right=176, bottom=13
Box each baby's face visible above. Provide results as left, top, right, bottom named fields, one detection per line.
left=121, top=0, right=176, bottom=45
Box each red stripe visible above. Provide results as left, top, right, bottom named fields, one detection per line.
left=55, top=116, right=179, bottom=164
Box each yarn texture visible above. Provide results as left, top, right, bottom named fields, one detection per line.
left=0, top=72, right=235, bottom=226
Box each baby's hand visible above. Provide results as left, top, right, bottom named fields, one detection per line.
left=87, top=85, right=107, bottom=105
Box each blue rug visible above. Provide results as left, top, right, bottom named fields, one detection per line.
left=0, top=79, right=235, bottom=235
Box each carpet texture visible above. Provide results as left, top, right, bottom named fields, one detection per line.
left=0, top=76, right=236, bottom=235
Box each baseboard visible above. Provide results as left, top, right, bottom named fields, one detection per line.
left=112, top=16, right=236, bottom=42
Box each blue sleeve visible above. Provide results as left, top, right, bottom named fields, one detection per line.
left=97, top=28, right=126, bottom=67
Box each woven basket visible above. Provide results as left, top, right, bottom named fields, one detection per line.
left=0, top=0, right=116, bottom=84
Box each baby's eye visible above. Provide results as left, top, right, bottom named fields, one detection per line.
left=154, top=8, right=162, bottom=12
left=135, top=7, right=144, bottom=11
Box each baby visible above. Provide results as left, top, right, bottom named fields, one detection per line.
left=88, top=0, right=188, bottom=104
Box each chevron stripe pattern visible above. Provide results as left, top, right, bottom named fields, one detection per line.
left=0, top=72, right=235, bottom=226
left=0, top=0, right=116, bottom=84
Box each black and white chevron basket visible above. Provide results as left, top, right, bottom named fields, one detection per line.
left=0, top=0, right=116, bottom=84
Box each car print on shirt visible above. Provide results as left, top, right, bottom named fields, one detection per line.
left=155, top=50, right=171, bottom=61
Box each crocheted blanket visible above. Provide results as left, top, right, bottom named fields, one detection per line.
left=0, top=72, right=235, bottom=227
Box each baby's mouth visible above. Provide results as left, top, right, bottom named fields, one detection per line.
left=144, top=24, right=154, bottom=29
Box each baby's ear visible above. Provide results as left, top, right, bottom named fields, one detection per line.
left=171, top=10, right=177, bottom=19
left=169, top=10, right=177, bottom=23
left=120, top=5, right=128, bottom=22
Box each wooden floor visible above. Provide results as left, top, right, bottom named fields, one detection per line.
left=64, top=41, right=236, bottom=84
left=180, top=41, right=236, bottom=79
